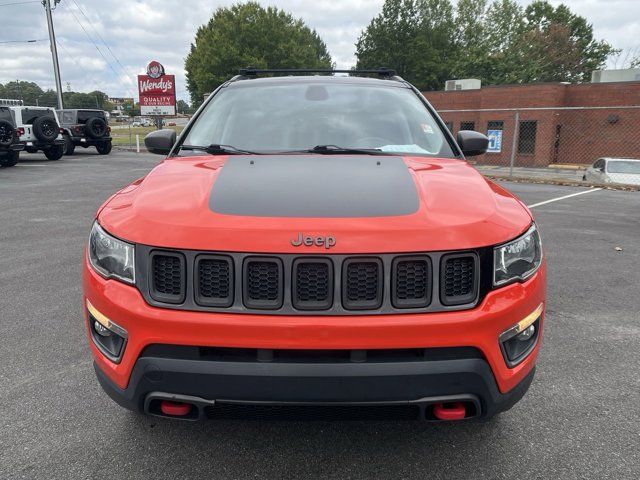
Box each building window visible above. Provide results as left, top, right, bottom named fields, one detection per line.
left=445, top=121, right=453, bottom=132
left=518, top=121, right=537, bottom=154
left=487, top=120, right=503, bottom=131
left=460, top=121, right=475, bottom=131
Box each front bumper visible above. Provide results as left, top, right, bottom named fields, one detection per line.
left=84, top=257, right=546, bottom=417
left=95, top=353, right=536, bottom=420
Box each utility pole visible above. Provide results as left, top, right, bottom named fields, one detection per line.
left=44, top=0, right=63, bottom=110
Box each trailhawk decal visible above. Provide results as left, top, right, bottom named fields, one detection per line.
left=209, top=155, right=419, bottom=218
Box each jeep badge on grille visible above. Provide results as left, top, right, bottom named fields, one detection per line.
left=291, top=233, right=336, bottom=249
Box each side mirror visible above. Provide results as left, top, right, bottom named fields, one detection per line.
left=457, top=130, right=489, bottom=157
left=144, top=129, right=176, bottom=155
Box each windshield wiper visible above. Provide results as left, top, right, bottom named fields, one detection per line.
left=305, top=145, right=387, bottom=155
left=180, top=144, right=260, bottom=155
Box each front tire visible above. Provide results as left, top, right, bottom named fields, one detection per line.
left=96, top=142, right=112, bottom=155
left=63, top=134, right=75, bottom=155
left=44, top=144, right=64, bottom=161
left=0, top=150, right=19, bottom=167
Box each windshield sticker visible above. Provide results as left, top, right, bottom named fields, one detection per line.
left=421, top=123, right=434, bottom=134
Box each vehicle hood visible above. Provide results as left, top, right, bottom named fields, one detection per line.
left=98, top=155, right=532, bottom=253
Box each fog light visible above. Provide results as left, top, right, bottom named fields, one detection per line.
left=94, top=320, right=111, bottom=337
left=517, top=324, right=535, bottom=341
left=86, top=300, right=128, bottom=363
left=499, top=304, right=543, bottom=367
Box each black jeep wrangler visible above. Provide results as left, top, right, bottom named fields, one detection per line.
left=57, top=109, right=112, bottom=155
left=0, top=106, right=25, bottom=167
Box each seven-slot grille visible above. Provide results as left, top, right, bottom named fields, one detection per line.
left=145, top=250, right=481, bottom=313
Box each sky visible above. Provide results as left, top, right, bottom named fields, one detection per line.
left=1, top=0, right=639, bottom=103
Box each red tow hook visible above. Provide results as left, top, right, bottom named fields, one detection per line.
left=433, top=402, right=466, bottom=421
left=160, top=400, right=192, bottom=417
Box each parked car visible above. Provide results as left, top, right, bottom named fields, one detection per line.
left=0, top=106, right=25, bottom=167
left=132, top=117, right=152, bottom=127
left=84, top=68, right=545, bottom=422
left=583, top=157, right=640, bottom=186
left=9, top=106, right=65, bottom=160
left=57, top=109, right=112, bottom=155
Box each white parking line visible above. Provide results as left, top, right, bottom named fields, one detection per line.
left=527, top=188, right=603, bottom=208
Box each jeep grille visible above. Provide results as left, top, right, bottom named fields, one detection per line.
left=141, top=248, right=487, bottom=315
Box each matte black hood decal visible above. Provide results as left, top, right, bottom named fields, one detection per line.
left=209, top=155, right=419, bottom=218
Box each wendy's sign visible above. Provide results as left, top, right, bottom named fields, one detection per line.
left=138, top=61, right=176, bottom=116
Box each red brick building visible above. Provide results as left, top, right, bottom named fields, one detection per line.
left=423, top=82, right=640, bottom=166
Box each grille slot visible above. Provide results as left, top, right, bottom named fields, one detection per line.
left=342, top=258, right=383, bottom=310
left=195, top=255, right=233, bottom=307
left=243, top=258, right=283, bottom=309
left=149, top=251, right=185, bottom=304
left=392, top=256, right=432, bottom=308
left=440, top=253, right=478, bottom=306
left=292, top=258, right=333, bottom=310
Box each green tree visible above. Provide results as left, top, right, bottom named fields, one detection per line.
left=0, top=81, right=44, bottom=105
left=355, top=0, right=457, bottom=90
left=38, top=89, right=59, bottom=107
left=522, top=1, right=616, bottom=82
left=185, top=2, right=333, bottom=103
left=453, top=0, right=488, bottom=79
left=356, top=0, right=616, bottom=88
left=176, top=99, right=191, bottom=114
left=466, top=0, right=526, bottom=84
left=414, top=0, right=457, bottom=89
left=355, top=0, right=421, bottom=82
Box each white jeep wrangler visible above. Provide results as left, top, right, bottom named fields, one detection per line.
left=9, top=106, right=65, bottom=161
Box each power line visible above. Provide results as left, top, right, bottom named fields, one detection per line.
left=0, top=38, right=48, bottom=44
left=70, top=0, right=131, bottom=81
left=59, top=1, right=124, bottom=86
left=0, top=0, right=40, bottom=6
left=55, top=36, right=114, bottom=94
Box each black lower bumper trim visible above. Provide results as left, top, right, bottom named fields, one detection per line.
left=95, top=355, right=535, bottom=421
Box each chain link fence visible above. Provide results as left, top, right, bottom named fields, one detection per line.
left=439, top=106, right=640, bottom=186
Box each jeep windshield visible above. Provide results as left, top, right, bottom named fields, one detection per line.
left=181, top=79, right=456, bottom=157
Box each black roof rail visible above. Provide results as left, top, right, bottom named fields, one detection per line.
left=238, top=67, right=398, bottom=78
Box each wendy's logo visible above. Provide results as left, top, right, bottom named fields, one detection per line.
left=146, top=61, right=165, bottom=79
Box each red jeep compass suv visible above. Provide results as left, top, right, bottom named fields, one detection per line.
left=84, top=69, right=545, bottom=421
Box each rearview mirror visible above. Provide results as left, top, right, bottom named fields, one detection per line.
left=457, top=130, right=489, bottom=157
left=144, top=129, right=176, bottom=156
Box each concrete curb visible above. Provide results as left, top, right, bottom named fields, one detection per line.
left=485, top=174, right=640, bottom=192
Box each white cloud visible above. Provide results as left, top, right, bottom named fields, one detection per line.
left=0, top=0, right=637, bottom=102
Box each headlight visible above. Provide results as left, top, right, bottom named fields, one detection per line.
left=493, top=224, right=542, bottom=286
left=88, top=221, right=135, bottom=284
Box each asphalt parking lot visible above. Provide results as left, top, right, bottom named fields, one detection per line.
left=1, top=150, right=639, bottom=479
